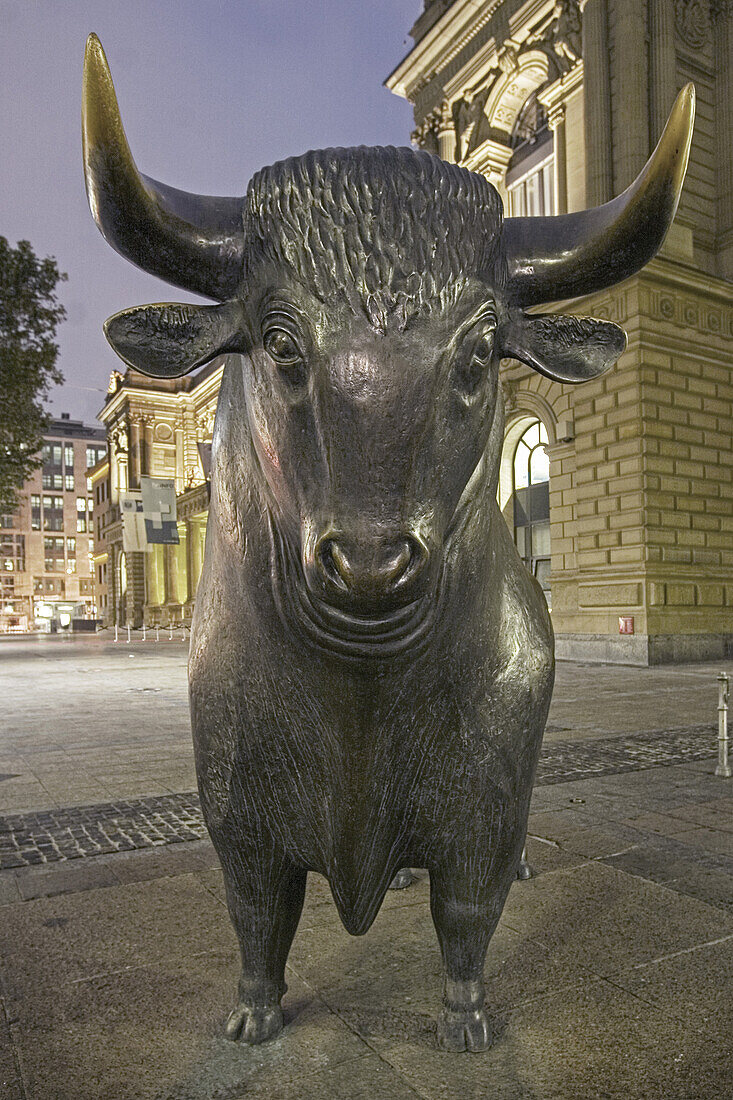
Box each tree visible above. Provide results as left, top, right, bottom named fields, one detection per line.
left=0, top=237, right=66, bottom=515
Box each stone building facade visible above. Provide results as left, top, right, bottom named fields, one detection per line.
left=386, top=0, right=733, bottom=663
left=94, top=363, right=219, bottom=628
left=0, top=416, right=107, bottom=632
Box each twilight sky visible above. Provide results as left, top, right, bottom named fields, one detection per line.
left=1, top=0, right=419, bottom=425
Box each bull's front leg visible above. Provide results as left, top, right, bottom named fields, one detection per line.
left=429, top=850, right=516, bottom=1052
left=214, top=833, right=307, bottom=1044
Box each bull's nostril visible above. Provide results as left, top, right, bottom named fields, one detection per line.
left=329, top=541, right=353, bottom=583
left=393, top=535, right=429, bottom=589
left=383, top=540, right=412, bottom=583
left=317, top=538, right=350, bottom=591
left=315, top=532, right=430, bottom=600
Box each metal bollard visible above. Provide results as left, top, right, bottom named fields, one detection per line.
left=168, top=623, right=173, bottom=641
left=156, top=625, right=160, bottom=643
left=715, top=673, right=730, bottom=778
left=127, top=624, right=131, bottom=644
left=142, top=623, right=147, bottom=642
left=114, top=624, right=118, bottom=643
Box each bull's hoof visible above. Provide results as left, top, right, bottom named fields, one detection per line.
left=436, top=1005, right=493, bottom=1052
left=388, top=868, right=415, bottom=890
left=517, top=858, right=533, bottom=881
left=225, top=1002, right=283, bottom=1044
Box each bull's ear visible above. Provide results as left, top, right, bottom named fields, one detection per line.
left=500, top=311, right=627, bottom=384
left=103, top=300, right=244, bottom=378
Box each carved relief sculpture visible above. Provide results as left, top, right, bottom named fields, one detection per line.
left=551, top=0, right=583, bottom=64
left=675, top=0, right=710, bottom=48
left=82, top=36, right=694, bottom=1052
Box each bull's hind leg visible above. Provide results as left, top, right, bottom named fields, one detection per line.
left=429, top=857, right=515, bottom=1053
left=216, top=842, right=307, bottom=1044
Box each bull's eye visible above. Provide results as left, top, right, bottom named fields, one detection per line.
left=454, top=323, right=496, bottom=400
left=263, top=326, right=306, bottom=386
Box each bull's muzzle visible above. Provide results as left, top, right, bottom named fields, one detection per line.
left=310, top=531, right=430, bottom=611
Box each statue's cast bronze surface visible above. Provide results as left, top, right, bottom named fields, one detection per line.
left=83, top=34, right=693, bottom=1052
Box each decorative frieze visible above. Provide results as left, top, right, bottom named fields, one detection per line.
left=639, top=287, right=732, bottom=336
left=582, top=290, right=629, bottom=325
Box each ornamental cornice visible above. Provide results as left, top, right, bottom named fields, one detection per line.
left=386, top=0, right=504, bottom=101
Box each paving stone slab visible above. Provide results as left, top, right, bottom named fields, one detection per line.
left=662, top=866, right=733, bottom=913
left=498, top=861, right=732, bottom=977
left=600, top=841, right=733, bottom=911
left=0, top=874, right=235, bottom=1009
left=610, top=935, right=733, bottom=1036
left=0, top=1004, right=23, bottom=1100
left=376, top=977, right=731, bottom=1100
left=15, top=858, right=120, bottom=900
left=10, top=951, right=374, bottom=1100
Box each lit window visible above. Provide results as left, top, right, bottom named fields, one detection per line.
left=76, top=497, right=86, bottom=511
left=505, top=91, right=554, bottom=218
left=65, top=474, right=75, bottom=491
left=512, top=419, right=551, bottom=603
left=64, top=445, right=74, bottom=469
left=507, top=156, right=554, bottom=217
left=77, top=517, right=87, bottom=533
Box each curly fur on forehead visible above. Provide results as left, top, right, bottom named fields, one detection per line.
left=242, top=146, right=505, bottom=329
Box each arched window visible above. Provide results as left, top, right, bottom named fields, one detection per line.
left=512, top=419, right=551, bottom=603
left=506, top=91, right=554, bottom=217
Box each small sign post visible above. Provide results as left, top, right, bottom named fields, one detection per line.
left=716, top=674, right=730, bottom=778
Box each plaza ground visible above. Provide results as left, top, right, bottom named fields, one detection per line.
left=0, top=634, right=731, bottom=1099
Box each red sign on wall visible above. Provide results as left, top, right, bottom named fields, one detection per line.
left=619, top=616, right=634, bottom=635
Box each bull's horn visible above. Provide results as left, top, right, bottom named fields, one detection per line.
left=82, top=33, right=244, bottom=301
left=504, top=83, right=695, bottom=307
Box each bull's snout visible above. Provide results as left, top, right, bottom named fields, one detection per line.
left=313, top=532, right=430, bottom=610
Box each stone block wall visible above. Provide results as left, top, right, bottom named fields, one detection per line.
left=500, top=260, right=732, bottom=664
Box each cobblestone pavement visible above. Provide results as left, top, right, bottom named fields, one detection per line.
left=0, top=726, right=719, bottom=870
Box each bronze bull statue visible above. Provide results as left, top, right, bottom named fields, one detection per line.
left=82, top=35, right=693, bottom=1051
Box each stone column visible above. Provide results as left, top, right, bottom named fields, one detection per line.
left=649, top=0, right=677, bottom=144
left=436, top=100, right=455, bottom=162
left=612, top=0, right=649, bottom=190
left=127, top=550, right=146, bottom=628
left=163, top=543, right=172, bottom=609
left=190, top=518, right=205, bottom=597
left=712, top=1, right=733, bottom=278
left=184, top=519, right=194, bottom=605
left=548, top=104, right=568, bottom=214
left=129, top=415, right=141, bottom=489
left=581, top=0, right=613, bottom=204
left=109, top=434, right=119, bottom=500
left=142, top=417, right=154, bottom=477
left=109, top=544, right=119, bottom=625
left=175, top=423, right=185, bottom=493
